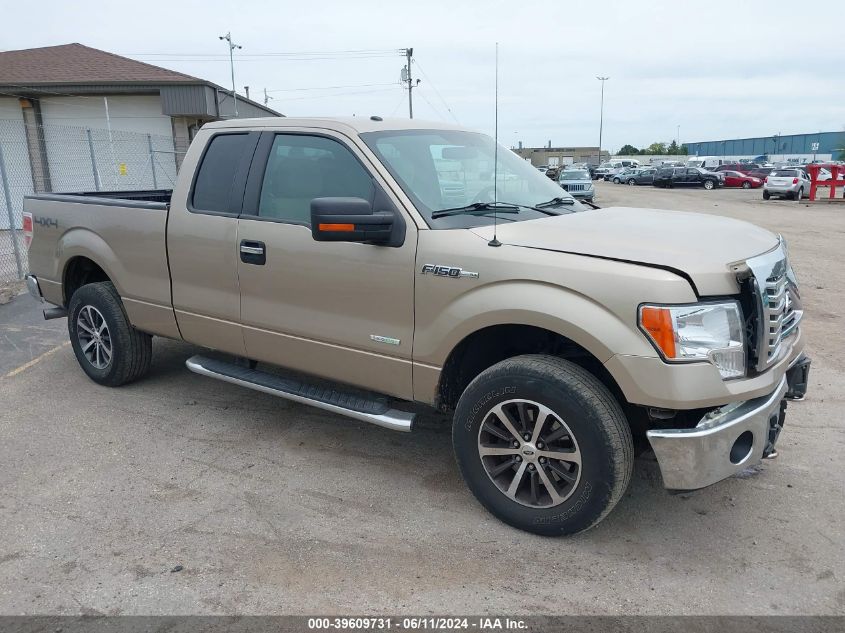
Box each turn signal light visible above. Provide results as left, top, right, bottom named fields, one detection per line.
left=639, top=306, right=677, bottom=358
left=318, top=223, right=355, bottom=232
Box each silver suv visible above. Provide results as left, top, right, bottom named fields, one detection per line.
left=764, top=169, right=812, bottom=201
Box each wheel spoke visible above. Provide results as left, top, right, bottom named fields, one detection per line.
left=482, top=421, right=512, bottom=442
left=94, top=343, right=101, bottom=367
left=543, top=425, right=570, bottom=444
left=516, top=401, right=530, bottom=433
left=536, top=464, right=563, bottom=505
left=541, top=448, right=582, bottom=466
left=77, top=320, right=95, bottom=335
left=81, top=339, right=96, bottom=352
left=547, top=459, right=577, bottom=484
left=100, top=344, right=112, bottom=361
left=479, top=445, right=520, bottom=457
left=97, top=320, right=108, bottom=335
left=529, top=470, right=540, bottom=505
left=487, top=457, right=517, bottom=478
left=490, top=404, right=523, bottom=443
left=506, top=461, right=528, bottom=499
left=530, top=405, right=552, bottom=443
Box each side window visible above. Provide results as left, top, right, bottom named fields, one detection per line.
left=257, top=134, right=375, bottom=224
left=192, top=133, right=253, bottom=213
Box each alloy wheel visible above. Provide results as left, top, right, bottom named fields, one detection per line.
left=477, top=399, right=581, bottom=508
left=76, top=305, right=112, bottom=370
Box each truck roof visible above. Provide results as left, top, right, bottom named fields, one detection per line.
left=205, top=116, right=467, bottom=135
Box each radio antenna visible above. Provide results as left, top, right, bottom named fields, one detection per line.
left=489, top=42, right=502, bottom=247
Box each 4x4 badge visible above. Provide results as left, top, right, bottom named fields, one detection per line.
left=421, top=264, right=479, bottom=279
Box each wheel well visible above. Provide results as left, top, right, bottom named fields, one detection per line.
left=435, top=324, right=624, bottom=413
left=63, top=256, right=110, bottom=306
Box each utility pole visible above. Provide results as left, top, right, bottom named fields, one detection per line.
left=596, top=76, right=609, bottom=165
left=219, top=31, right=242, bottom=117
left=401, top=48, right=420, bottom=119
left=263, top=88, right=273, bottom=106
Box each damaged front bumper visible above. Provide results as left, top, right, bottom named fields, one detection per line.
left=646, top=354, right=811, bottom=490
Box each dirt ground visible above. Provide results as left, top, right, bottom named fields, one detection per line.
left=0, top=181, right=843, bottom=615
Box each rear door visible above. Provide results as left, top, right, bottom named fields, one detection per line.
left=235, top=130, right=417, bottom=399
left=168, top=130, right=260, bottom=355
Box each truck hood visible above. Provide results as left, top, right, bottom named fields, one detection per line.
left=469, top=206, right=779, bottom=296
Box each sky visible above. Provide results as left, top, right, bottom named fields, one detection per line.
left=5, top=0, right=845, bottom=152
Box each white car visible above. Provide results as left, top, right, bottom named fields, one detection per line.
left=763, top=168, right=812, bottom=201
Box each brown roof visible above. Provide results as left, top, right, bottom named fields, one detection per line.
left=0, top=43, right=201, bottom=85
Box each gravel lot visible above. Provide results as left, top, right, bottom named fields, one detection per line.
left=0, top=181, right=843, bottom=615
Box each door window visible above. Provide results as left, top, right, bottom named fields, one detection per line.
left=257, top=135, right=375, bottom=224
left=192, top=133, right=254, bottom=213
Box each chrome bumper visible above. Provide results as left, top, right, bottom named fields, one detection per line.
left=25, top=274, right=42, bottom=300
left=647, top=375, right=788, bottom=490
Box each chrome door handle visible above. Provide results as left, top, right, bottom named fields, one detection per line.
left=239, top=240, right=266, bottom=265
left=240, top=245, right=265, bottom=255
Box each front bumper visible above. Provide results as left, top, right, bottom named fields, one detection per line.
left=646, top=372, right=795, bottom=490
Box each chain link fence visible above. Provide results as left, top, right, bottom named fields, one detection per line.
left=0, top=119, right=186, bottom=283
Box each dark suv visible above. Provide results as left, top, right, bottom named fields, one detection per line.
left=653, top=167, right=723, bottom=190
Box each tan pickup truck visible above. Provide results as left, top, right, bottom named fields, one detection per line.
left=23, top=117, right=810, bottom=535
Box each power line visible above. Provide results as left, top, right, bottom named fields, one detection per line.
left=413, top=61, right=460, bottom=125
left=265, top=82, right=396, bottom=93
left=127, top=48, right=404, bottom=57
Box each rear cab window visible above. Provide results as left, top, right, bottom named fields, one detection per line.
left=191, top=133, right=256, bottom=214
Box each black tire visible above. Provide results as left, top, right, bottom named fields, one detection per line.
left=795, top=187, right=803, bottom=201
left=763, top=190, right=771, bottom=200
left=452, top=355, right=633, bottom=536
left=627, top=179, right=636, bottom=186
left=703, top=179, right=715, bottom=190
left=68, top=281, right=152, bottom=387
left=742, top=181, right=751, bottom=189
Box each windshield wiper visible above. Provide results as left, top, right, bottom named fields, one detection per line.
left=431, top=202, right=521, bottom=219
left=535, top=196, right=576, bottom=209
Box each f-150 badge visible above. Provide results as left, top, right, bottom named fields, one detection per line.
left=421, top=264, right=479, bottom=279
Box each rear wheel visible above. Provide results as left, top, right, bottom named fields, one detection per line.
left=452, top=355, right=633, bottom=536
left=68, top=282, right=152, bottom=387
left=703, top=179, right=715, bottom=190
left=742, top=181, right=751, bottom=189
left=763, top=190, right=771, bottom=200
left=795, top=187, right=803, bottom=201
left=627, top=178, right=636, bottom=186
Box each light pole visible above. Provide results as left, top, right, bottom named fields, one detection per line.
left=596, top=76, right=609, bottom=165
left=676, top=125, right=680, bottom=148
left=219, top=32, right=242, bottom=117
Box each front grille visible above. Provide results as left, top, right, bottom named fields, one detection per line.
left=744, top=239, right=801, bottom=372
left=762, top=272, right=789, bottom=365
left=563, top=183, right=585, bottom=192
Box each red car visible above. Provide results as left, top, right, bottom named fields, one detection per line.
left=722, top=170, right=762, bottom=189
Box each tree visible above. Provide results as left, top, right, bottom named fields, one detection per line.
left=680, top=144, right=689, bottom=155
left=645, top=142, right=667, bottom=155
left=667, top=140, right=679, bottom=155
left=617, top=144, right=639, bottom=155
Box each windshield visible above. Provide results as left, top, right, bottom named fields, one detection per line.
left=559, top=170, right=590, bottom=180
left=360, top=129, right=588, bottom=228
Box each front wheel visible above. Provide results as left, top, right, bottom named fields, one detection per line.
left=627, top=179, right=636, bottom=186
left=68, top=281, right=152, bottom=387
left=703, top=179, right=715, bottom=190
left=452, top=355, right=633, bottom=536
left=742, top=181, right=751, bottom=189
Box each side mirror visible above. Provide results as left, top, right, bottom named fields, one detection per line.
left=310, top=197, right=396, bottom=245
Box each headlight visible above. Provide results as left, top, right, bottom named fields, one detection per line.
left=639, top=302, right=746, bottom=379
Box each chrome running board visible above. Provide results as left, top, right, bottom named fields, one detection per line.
left=185, top=355, right=414, bottom=432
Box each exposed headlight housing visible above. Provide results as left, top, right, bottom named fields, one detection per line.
left=639, top=301, right=746, bottom=379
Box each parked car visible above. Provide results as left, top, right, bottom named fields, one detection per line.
left=654, top=167, right=723, bottom=189
left=595, top=159, right=639, bottom=180
left=686, top=156, right=724, bottom=170
left=622, top=168, right=657, bottom=186
left=722, top=170, right=762, bottom=189
left=714, top=163, right=760, bottom=175
left=611, top=168, right=641, bottom=184
left=557, top=168, right=595, bottom=201
left=748, top=167, right=773, bottom=181
left=22, top=116, right=810, bottom=536
left=764, top=168, right=812, bottom=200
